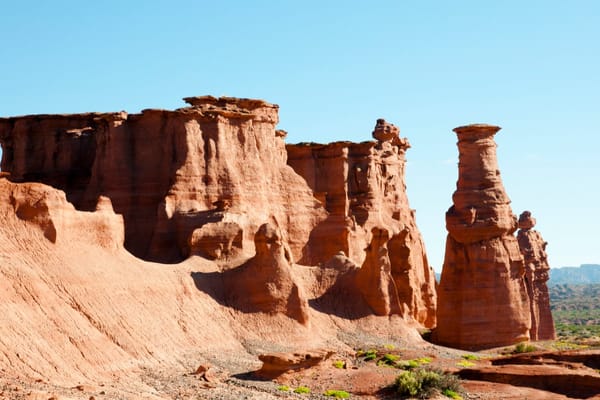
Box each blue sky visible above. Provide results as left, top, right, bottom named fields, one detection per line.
left=2, top=1, right=599, bottom=270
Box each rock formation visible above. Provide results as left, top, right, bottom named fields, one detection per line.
left=256, top=349, right=334, bottom=379
left=434, top=124, right=531, bottom=350
left=0, top=96, right=326, bottom=264
left=287, top=119, right=437, bottom=327
left=0, top=97, right=437, bottom=329
left=517, top=211, right=556, bottom=340
left=223, top=222, right=310, bottom=324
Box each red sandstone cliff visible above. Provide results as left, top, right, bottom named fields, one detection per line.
left=0, top=97, right=436, bottom=334
left=517, top=211, right=556, bottom=341
left=0, top=97, right=439, bottom=386
left=0, top=96, right=326, bottom=264
left=287, top=119, right=437, bottom=327
left=434, top=124, right=531, bottom=350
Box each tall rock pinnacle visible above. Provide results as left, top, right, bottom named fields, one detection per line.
left=434, top=124, right=531, bottom=350
left=517, top=211, right=556, bottom=341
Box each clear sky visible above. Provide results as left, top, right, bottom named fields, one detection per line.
left=1, top=1, right=599, bottom=271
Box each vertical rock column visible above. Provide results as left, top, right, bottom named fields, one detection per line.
left=434, top=124, right=531, bottom=350
left=517, top=211, right=556, bottom=341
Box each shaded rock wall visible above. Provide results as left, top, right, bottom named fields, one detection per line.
left=0, top=96, right=326, bottom=263
left=517, top=211, right=556, bottom=341
left=434, top=124, right=531, bottom=350
left=287, top=119, right=437, bottom=327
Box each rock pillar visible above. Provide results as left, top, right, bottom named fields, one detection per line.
left=434, top=124, right=531, bottom=350
left=517, top=211, right=556, bottom=341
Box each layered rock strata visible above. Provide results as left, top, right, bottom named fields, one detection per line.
left=0, top=97, right=437, bottom=329
left=0, top=96, right=326, bottom=263
left=223, top=222, right=309, bottom=324
left=517, top=211, right=556, bottom=341
left=434, top=124, right=531, bottom=350
left=287, top=119, right=437, bottom=327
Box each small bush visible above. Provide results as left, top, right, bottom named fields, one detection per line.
left=417, top=357, right=432, bottom=364
left=324, top=389, right=350, bottom=398
left=393, top=368, right=461, bottom=399
left=398, top=359, right=420, bottom=370
left=513, top=342, right=536, bottom=354
left=377, top=353, right=399, bottom=366
left=443, top=388, right=464, bottom=399
left=456, top=360, right=475, bottom=368
left=362, top=349, right=378, bottom=361
left=294, top=386, right=310, bottom=394
left=332, top=360, right=345, bottom=369
left=277, top=385, right=290, bottom=391
left=462, top=354, right=479, bottom=360
left=384, top=343, right=396, bottom=350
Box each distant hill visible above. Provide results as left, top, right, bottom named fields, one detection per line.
left=549, top=264, right=600, bottom=286
left=435, top=265, right=600, bottom=286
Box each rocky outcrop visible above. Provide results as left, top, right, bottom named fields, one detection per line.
left=517, top=211, right=556, bottom=341
left=0, top=96, right=326, bottom=263
left=434, top=124, right=531, bottom=350
left=256, top=349, right=334, bottom=379
left=287, top=119, right=437, bottom=327
left=223, top=222, right=310, bottom=324
left=0, top=97, right=438, bottom=329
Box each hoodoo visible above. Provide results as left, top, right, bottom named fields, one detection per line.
left=434, top=124, right=531, bottom=350
left=517, top=211, right=556, bottom=341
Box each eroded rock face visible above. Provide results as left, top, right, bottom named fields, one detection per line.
left=0, top=97, right=437, bottom=328
left=434, top=124, right=531, bottom=350
left=223, top=223, right=309, bottom=324
left=287, top=119, right=437, bottom=327
left=517, top=211, right=556, bottom=341
left=0, top=96, right=326, bottom=263
left=256, top=349, right=334, bottom=379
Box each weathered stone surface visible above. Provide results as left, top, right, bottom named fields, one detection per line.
left=355, top=227, right=402, bottom=316
left=0, top=97, right=437, bottom=347
left=287, top=119, right=437, bottom=327
left=434, top=124, right=531, bottom=350
left=256, top=349, right=334, bottom=379
left=460, top=350, right=600, bottom=399
left=0, top=97, right=326, bottom=264
left=223, top=223, right=310, bottom=324
left=517, top=211, right=556, bottom=341
left=188, top=221, right=243, bottom=260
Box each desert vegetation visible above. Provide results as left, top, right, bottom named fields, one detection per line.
left=550, top=284, right=600, bottom=345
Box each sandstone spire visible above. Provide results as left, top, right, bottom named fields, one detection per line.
left=434, top=124, right=531, bottom=350
left=517, top=211, right=556, bottom=340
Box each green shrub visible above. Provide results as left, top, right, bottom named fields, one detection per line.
left=417, top=357, right=432, bottom=364
left=456, top=360, right=475, bottom=368
left=443, top=388, right=464, bottom=399
left=393, top=369, right=461, bottom=399
left=377, top=353, right=399, bottom=366
left=513, top=342, right=536, bottom=353
left=362, top=349, right=378, bottom=361
left=332, top=360, right=345, bottom=369
left=277, top=385, right=290, bottom=391
left=462, top=354, right=479, bottom=360
left=397, top=359, right=420, bottom=370
left=324, top=389, right=350, bottom=398
left=294, top=386, right=310, bottom=394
